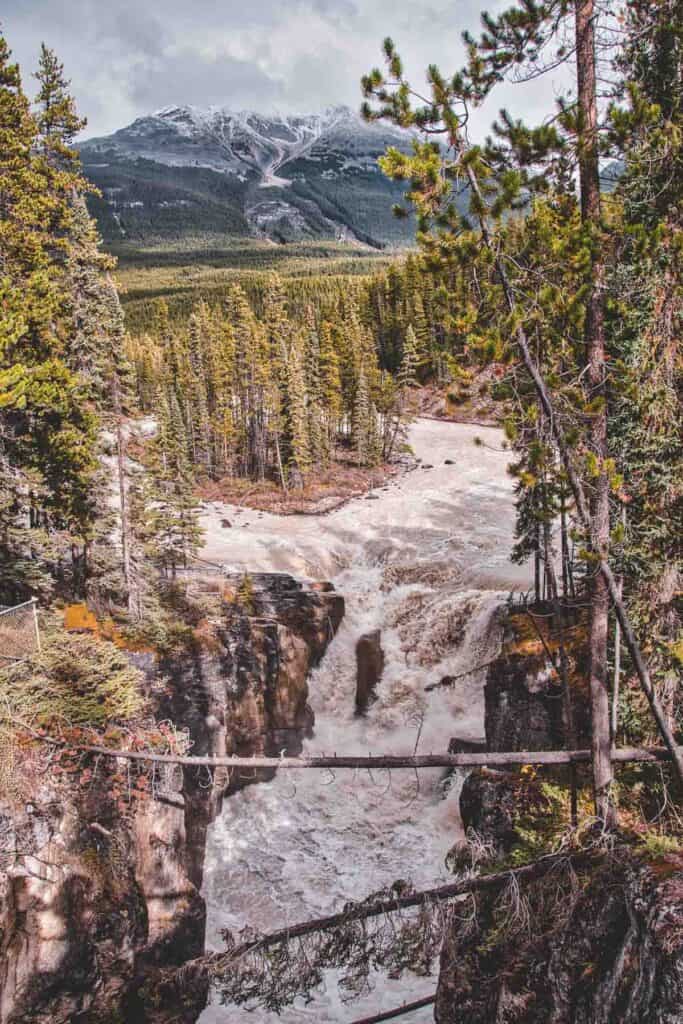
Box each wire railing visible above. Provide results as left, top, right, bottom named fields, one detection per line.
left=0, top=598, right=41, bottom=664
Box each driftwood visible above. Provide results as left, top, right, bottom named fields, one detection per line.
left=76, top=743, right=675, bottom=770
left=349, top=995, right=436, bottom=1023
left=424, top=658, right=500, bottom=691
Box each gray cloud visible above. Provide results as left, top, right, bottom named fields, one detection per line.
left=127, top=49, right=285, bottom=112
left=2, top=0, right=571, bottom=138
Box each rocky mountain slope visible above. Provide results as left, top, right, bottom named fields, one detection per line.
left=80, top=105, right=423, bottom=247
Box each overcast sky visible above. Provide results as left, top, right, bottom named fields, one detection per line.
left=2, top=0, right=572, bottom=139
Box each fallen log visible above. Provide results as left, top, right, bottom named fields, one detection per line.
left=173, top=849, right=594, bottom=980
left=349, top=995, right=436, bottom=1023
left=76, top=744, right=675, bottom=770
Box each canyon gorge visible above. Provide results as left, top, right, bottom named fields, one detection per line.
left=2, top=419, right=681, bottom=1023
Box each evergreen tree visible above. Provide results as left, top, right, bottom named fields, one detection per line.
left=285, top=336, right=312, bottom=483
left=33, top=43, right=85, bottom=167
left=360, top=4, right=683, bottom=812
left=0, top=33, right=98, bottom=601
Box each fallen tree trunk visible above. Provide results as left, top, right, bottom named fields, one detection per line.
left=349, top=995, right=436, bottom=1023
left=77, top=743, right=675, bottom=770
left=174, top=850, right=595, bottom=980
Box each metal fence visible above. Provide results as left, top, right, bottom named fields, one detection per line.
left=0, top=599, right=41, bottom=664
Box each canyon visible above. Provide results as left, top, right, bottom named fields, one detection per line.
left=2, top=419, right=681, bottom=1023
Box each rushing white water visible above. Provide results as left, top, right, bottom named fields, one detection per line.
left=198, top=420, right=532, bottom=1023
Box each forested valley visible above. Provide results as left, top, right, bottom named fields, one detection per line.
left=0, top=1, right=682, bottom=1022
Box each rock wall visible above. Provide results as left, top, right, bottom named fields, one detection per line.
left=435, top=849, right=683, bottom=1024
left=438, top=607, right=683, bottom=1024
left=0, top=574, right=343, bottom=1024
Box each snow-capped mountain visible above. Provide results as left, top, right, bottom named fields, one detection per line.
left=80, top=105, right=421, bottom=247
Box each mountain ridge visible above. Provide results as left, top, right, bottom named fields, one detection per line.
left=80, top=104, right=420, bottom=248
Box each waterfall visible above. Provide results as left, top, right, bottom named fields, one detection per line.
left=198, top=419, right=531, bottom=1022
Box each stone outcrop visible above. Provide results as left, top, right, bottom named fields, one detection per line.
left=456, top=608, right=592, bottom=855
left=0, top=768, right=203, bottom=1024
left=483, top=609, right=590, bottom=754
left=440, top=606, right=683, bottom=1024
left=355, top=629, right=384, bottom=714
left=458, top=767, right=519, bottom=857
left=0, top=573, right=343, bottom=1024
left=435, top=849, right=683, bottom=1024
left=485, top=650, right=566, bottom=752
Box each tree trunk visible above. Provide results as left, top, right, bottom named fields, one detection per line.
left=178, top=850, right=599, bottom=982
left=611, top=507, right=626, bottom=740
left=560, top=482, right=572, bottom=599
left=575, top=0, right=616, bottom=826
left=349, top=997, right=436, bottom=1024
left=62, top=743, right=677, bottom=770
left=460, top=162, right=683, bottom=793
left=112, top=373, right=134, bottom=616
left=534, top=516, right=541, bottom=605
left=274, top=428, right=288, bottom=492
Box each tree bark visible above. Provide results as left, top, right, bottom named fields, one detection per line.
left=574, top=0, right=615, bottom=826
left=611, top=506, right=626, bottom=740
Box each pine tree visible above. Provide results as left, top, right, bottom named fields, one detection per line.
left=285, top=337, right=312, bottom=484
left=319, top=321, right=343, bottom=449
left=187, top=310, right=213, bottom=476
left=352, top=367, right=380, bottom=467
left=0, top=33, right=98, bottom=600
left=303, top=308, right=328, bottom=467
left=145, top=434, right=203, bottom=578
left=33, top=43, right=85, bottom=168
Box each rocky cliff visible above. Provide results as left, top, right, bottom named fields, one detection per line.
left=438, top=606, right=683, bottom=1024
left=435, top=847, right=683, bottom=1024
left=0, top=574, right=343, bottom=1023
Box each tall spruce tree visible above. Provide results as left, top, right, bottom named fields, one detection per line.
left=0, top=33, right=98, bottom=602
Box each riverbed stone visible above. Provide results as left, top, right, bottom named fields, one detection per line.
left=355, top=629, right=384, bottom=714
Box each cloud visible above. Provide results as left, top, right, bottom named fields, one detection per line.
left=2, top=0, right=572, bottom=138
left=128, top=49, right=285, bottom=113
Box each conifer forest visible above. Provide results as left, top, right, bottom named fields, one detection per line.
left=0, top=2, right=681, bottom=1023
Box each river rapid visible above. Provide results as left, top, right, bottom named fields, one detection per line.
left=198, top=419, right=532, bottom=1023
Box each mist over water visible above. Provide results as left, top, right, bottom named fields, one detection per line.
left=198, top=420, right=531, bottom=1023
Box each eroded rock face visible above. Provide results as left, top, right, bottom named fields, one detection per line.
left=485, top=651, right=566, bottom=752
left=458, top=768, right=519, bottom=857
left=0, top=773, right=202, bottom=1024
left=435, top=851, right=683, bottom=1024
left=483, top=612, right=590, bottom=754
left=355, top=629, right=384, bottom=714
left=0, top=573, right=343, bottom=1024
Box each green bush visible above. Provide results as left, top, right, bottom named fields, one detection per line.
left=0, top=628, right=146, bottom=732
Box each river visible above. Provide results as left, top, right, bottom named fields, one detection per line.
left=198, top=419, right=531, bottom=1023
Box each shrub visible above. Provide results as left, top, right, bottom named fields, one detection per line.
left=0, top=628, right=146, bottom=733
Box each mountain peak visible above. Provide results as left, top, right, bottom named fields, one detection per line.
left=79, top=102, right=421, bottom=248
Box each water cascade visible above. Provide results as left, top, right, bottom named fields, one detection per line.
left=198, top=419, right=532, bottom=1022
